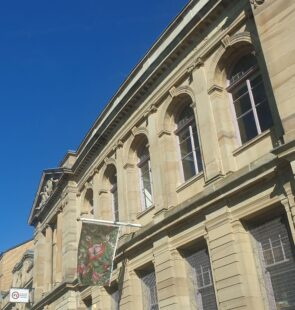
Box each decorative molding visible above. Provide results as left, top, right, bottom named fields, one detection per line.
left=123, top=162, right=135, bottom=169
left=157, top=129, right=172, bottom=138
left=186, top=57, right=204, bottom=74
left=169, top=86, right=177, bottom=98
left=221, top=34, right=231, bottom=49
left=143, top=104, right=158, bottom=118
left=112, top=139, right=124, bottom=151
left=208, top=84, right=224, bottom=95
left=98, top=188, right=108, bottom=195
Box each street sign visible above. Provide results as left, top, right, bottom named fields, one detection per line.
left=9, top=288, right=30, bottom=303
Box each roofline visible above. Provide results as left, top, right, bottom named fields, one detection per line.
left=0, top=239, right=33, bottom=257
left=64, top=0, right=209, bottom=161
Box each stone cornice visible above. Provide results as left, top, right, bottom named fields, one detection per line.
left=31, top=279, right=79, bottom=310
left=116, top=151, right=281, bottom=259
left=69, top=0, right=227, bottom=179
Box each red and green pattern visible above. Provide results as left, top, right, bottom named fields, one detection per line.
left=77, top=222, right=119, bottom=286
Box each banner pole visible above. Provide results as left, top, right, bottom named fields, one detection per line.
left=78, top=217, right=142, bottom=228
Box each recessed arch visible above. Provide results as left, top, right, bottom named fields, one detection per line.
left=158, top=86, right=196, bottom=135
left=207, top=32, right=253, bottom=90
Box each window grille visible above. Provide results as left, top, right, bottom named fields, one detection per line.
left=176, top=105, right=203, bottom=181
left=228, top=54, right=273, bottom=144
left=186, top=248, right=218, bottom=310
left=141, top=270, right=159, bottom=310
left=250, top=217, right=295, bottom=310
left=111, top=287, right=120, bottom=310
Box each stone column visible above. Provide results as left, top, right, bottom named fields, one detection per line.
left=33, top=224, right=46, bottom=301
left=120, top=266, right=142, bottom=310
left=62, top=183, right=79, bottom=282
left=191, top=66, right=224, bottom=181
left=44, top=224, right=53, bottom=292
left=115, top=141, right=129, bottom=235
left=207, top=84, right=237, bottom=173
left=123, top=163, right=140, bottom=222
left=146, top=106, right=168, bottom=213
left=251, top=0, right=295, bottom=142
left=153, top=237, right=192, bottom=309
left=55, top=211, right=63, bottom=284
left=206, top=207, right=265, bottom=310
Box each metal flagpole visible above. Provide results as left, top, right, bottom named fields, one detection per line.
left=77, top=217, right=142, bottom=228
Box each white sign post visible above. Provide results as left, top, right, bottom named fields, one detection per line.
left=9, top=288, right=30, bottom=303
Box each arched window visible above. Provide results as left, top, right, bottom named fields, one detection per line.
left=137, top=140, right=153, bottom=210
left=227, top=54, right=273, bottom=144
left=175, top=104, right=203, bottom=181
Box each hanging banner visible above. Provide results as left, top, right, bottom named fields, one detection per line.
left=77, top=222, right=120, bottom=286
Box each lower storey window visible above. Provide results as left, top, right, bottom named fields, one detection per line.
left=140, top=269, right=159, bottom=310
left=186, top=247, right=218, bottom=310
left=250, top=216, right=295, bottom=309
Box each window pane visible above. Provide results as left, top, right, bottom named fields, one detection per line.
left=233, top=90, right=252, bottom=117
left=186, top=248, right=218, bottom=310
left=251, top=76, right=265, bottom=104
left=256, top=99, right=273, bottom=132
left=251, top=217, right=295, bottom=309
left=182, top=153, right=196, bottom=180
left=195, top=149, right=203, bottom=173
left=141, top=270, right=159, bottom=310
left=179, top=136, right=193, bottom=158
left=111, top=287, right=120, bottom=310
left=237, top=111, right=258, bottom=143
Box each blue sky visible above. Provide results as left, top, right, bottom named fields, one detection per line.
left=0, top=0, right=188, bottom=252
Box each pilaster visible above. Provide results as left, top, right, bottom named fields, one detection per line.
left=191, top=67, right=224, bottom=181
left=62, top=186, right=78, bottom=282
left=146, top=105, right=167, bottom=212
left=33, top=224, right=46, bottom=301
left=120, top=266, right=141, bottom=310
left=251, top=0, right=295, bottom=142
left=153, top=237, right=192, bottom=309
left=206, top=207, right=265, bottom=310
left=44, top=224, right=53, bottom=292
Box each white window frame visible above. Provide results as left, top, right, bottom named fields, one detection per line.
left=228, top=65, right=271, bottom=145
left=176, top=114, right=203, bottom=182
left=138, top=156, right=153, bottom=211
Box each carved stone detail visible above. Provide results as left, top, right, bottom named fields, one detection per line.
left=250, top=0, right=265, bottom=8
left=221, top=34, right=231, bottom=49
left=38, top=178, right=59, bottom=209
left=186, top=57, right=204, bottom=74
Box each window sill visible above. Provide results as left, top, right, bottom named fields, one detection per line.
left=136, top=205, right=155, bottom=219
left=232, top=129, right=271, bottom=157
left=176, top=172, right=204, bottom=193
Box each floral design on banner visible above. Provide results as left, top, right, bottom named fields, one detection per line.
left=77, top=222, right=120, bottom=286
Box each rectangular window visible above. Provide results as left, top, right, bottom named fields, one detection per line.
left=110, top=284, right=120, bottom=310
left=250, top=216, right=295, bottom=309
left=83, top=297, right=92, bottom=310
left=140, top=269, right=159, bottom=310
left=185, top=248, right=218, bottom=310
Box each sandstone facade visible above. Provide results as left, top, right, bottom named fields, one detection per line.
left=27, top=0, right=295, bottom=309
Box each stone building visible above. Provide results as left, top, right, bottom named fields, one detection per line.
left=28, top=0, right=295, bottom=309
left=0, top=241, right=33, bottom=309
